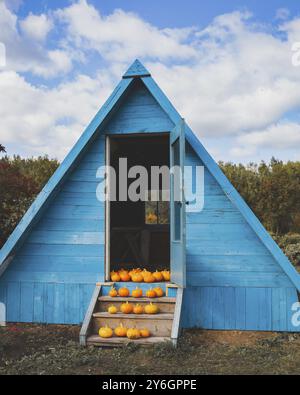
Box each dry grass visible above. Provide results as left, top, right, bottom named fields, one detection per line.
left=0, top=324, right=299, bottom=375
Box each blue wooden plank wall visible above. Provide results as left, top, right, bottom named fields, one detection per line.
left=183, top=143, right=300, bottom=332
left=0, top=79, right=175, bottom=324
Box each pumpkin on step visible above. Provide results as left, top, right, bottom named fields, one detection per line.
left=145, top=302, right=159, bottom=314
left=152, top=270, right=163, bottom=282
left=141, top=269, right=152, bottom=279
left=140, top=328, right=151, bottom=338
left=109, top=286, right=118, bottom=297
left=153, top=287, right=164, bottom=297
left=131, top=272, right=144, bottom=282
left=110, top=271, right=121, bottom=282
left=108, top=305, right=118, bottom=314
left=143, top=273, right=155, bottom=283
left=127, top=327, right=140, bottom=339
left=119, top=271, right=131, bottom=282
left=161, top=270, right=170, bottom=282
left=120, top=301, right=134, bottom=314
left=99, top=325, right=113, bottom=338
left=132, top=287, right=143, bottom=298
left=146, top=288, right=156, bottom=298
left=129, top=268, right=142, bottom=278
left=114, top=323, right=127, bottom=337
left=133, top=304, right=144, bottom=314
left=118, top=287, right=130, bottom=297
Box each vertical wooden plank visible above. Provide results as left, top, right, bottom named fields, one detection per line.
left=33, top=282, right=44, bottom=322
left=224, top=287, right=236, bottom=329
left=7, top=282, right=20, bottom=322
left=235, top=287, right=246, bottom=329
left=258, top=288, right=272, bottom=330
left=20, top=282, right=34, bottom=322
left=44, top=283, right=54, bottom=323
left=65, top=283, right=80, bottom=324
left=245, top=288, right=259, bottom=330
left=54, top=283, right=65, bottom=324
left=201, top=287, right=213, bottom=329
left=212, top=287, right=225, bottom=329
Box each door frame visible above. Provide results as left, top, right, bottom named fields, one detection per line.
left=104, top=132, right=171, bottom=282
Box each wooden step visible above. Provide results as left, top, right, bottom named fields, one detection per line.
left=92, top=315, right=173, bottom=337
left=99, top=296, right=176, bottom=303
left=97, top=297, right=175, bottom=313
left=87, top=335, right=172, bottom=347
left=93, top=312, right=173, bottom=320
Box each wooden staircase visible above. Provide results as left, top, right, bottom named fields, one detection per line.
left=80, top=283, right=183, bottom=347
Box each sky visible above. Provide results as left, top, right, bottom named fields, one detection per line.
left=0, top=0, right=300, bottom=163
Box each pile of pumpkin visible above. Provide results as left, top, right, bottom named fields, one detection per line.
left=109, top=285, right=164, bottom=298
left=110, top=268, right=170, bottom=283
left=99, top=324, right=150, bottom=339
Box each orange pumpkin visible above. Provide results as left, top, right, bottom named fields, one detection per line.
left=110, top=271, right=121, bottom=282
left=146, top=288, right=156, bottom=298
left=144, top=273, right=155, bottom=283
left=114, top=323, right=128, bottom=337
left=161, top=270, right=170, bottom=281
left=131, top=272, right=144, bottom=282
left=118, top=287, right=130, bottom=297
left=99, top=325, right=113, bottom=338
left=153, top=287, right=164, bottom=297
left=133, top=304, right=144, bottom=314
left=140, top=328, right=150, bottom=338
left=129, top=268, right=142, bottom=277
left=120, top=301, right=134, bottom=314
left=127, top=327, right=140, bottom=339
left=152, top=270, right=163, bottom=282
left=144, top=302, right=159, bottom=314
left=132, top=287, right=143, bottom=298
left=141, top=269, right=152, bottom=279
left=108, top=305, right=118, bottom=314
left=109, top=286, right=118, bottom=297
left=119, top=271, right=131, bottom=282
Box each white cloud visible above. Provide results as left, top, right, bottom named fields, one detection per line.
left=235, top=123, right=300, bottom=150
left=0, top=1, right=300, bottom=162
left=0, top=2, right=72, bottom=77
left=55, top=0, right=197, bottom=63
left=20, top=13, right=53, bottom=41
left=0, top=70, right=114, bottom=158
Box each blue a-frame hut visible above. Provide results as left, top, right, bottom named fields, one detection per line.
left=0, top=60, right=299, bottom=345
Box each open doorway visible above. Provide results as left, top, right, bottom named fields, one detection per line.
left=106, top=134, right=170, bottom=277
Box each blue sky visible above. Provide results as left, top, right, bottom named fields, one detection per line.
left=1, top=0, right=300, bottom=162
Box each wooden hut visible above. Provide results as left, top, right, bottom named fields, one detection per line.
left=0, top=60, right=299, bottom=346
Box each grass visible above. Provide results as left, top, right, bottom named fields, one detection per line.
left=0, top=324, right=300, bottom=375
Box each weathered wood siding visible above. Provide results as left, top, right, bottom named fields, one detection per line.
left=182, top=143, right=300, bottom=331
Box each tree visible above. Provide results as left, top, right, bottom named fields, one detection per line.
left=0, top=144, right=6, bottom=153
left=0, top=156, right=59, bottom=247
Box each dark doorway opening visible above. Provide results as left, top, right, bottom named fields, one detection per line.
left=108, top=134, right=170, bottom=274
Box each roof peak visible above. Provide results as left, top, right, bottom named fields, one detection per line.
left=123, top=59, right=151, bottom=78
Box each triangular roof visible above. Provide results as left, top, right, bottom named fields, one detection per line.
left=1, top=59, right=300, bottom=291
